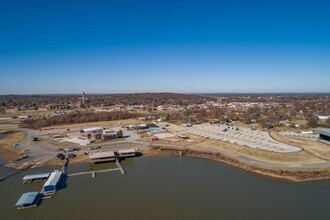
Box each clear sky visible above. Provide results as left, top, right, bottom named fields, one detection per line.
left=0, top=0, right=329, bottom=94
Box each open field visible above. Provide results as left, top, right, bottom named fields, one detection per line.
left=190, top=139, right=326, bottom=165
left=4, top=107, right=54, bottom=116
left=270, top=131, right=330, bottom=161
left=40, top=119, right=143, bottom=130
left=0, top=130, right=26, bottom=163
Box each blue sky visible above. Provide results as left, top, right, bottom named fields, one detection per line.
left=0, top=0, right=329, bottom=94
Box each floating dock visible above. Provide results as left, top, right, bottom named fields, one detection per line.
left=23, top=173, right=50, bottom=184
left=15, top=192, right=41, bottom=209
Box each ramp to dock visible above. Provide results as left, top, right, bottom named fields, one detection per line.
left=116, top=158, right=126, bottom=174
left=61, top=158, right=69, bottom=173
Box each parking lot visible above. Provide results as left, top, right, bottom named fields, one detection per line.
left=185, top=123, right=302, bottom=153
left=279, top=131, right=318, bottom=139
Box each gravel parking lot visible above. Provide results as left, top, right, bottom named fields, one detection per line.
left=185, top=123, right=302, bottom=153
left=279, top=131, right=318, bottom=139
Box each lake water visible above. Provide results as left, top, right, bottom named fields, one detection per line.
left=0, top=156, right=330, bottom=220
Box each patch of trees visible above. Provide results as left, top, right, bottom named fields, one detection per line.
left=0, top=93, right=215, bottom=108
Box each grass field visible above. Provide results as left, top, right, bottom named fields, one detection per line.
left=0, top=130, right=26, bottom=163
left=270, top=131, right=330, bottom=161
left=188, top=137, right=326, bottom=165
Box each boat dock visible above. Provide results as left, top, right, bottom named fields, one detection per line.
left=15, top=192, right=41, bottom=209
left=15, top=150, right=134, bottom=209
left=23, top=173, right=50, bottom=184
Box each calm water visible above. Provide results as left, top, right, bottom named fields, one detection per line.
left=1, top=156, right=330, bottom=220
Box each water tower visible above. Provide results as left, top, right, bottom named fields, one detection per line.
left=82, top=91, right=85, bottom=105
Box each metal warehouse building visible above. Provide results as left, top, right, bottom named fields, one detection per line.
left=43, top=171, right=63, bottom=195
left=316, top=128, right=330, bottom=142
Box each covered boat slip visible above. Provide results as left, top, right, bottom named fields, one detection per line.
left=43, top=171, right=63, bottom=195
left=23, top=173, right=50, bottom=184
left=117, top=149, right=136, bottom=158
left=89, top=149, right=137, bottom=163
left=15, top=192, right=41, bottom=209
left=89, top=151, right=116, bottom=163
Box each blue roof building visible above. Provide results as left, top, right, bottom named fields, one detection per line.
left=43, top=171, right=63, bottom=195
left=15, top=192, right=40, bottom=209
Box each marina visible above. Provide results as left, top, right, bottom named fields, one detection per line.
left=2, top=156, right=330, bottom=219
left=13, top=149, right=132, bottom=209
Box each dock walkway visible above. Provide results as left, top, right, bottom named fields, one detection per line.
left=67, top=168, right=120, bottom=177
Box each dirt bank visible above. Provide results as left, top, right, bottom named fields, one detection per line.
left=153, top=147, right=330, bottom=182
left=0, top=130, right=26, bottom=163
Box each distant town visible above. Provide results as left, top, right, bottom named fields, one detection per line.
left=0, top=93, right=329, bottom=130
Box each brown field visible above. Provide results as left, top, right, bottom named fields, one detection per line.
left=0, top=130, right=26, bottom=163
left=4, top=107, right=54, bottom=116
left=39, top=155, right=89, bottom=167
left=270, top=131, right=330, bottom=161
left=189, top=138, right=326, bottom=165
left=41, top=119, right=143, bottom=130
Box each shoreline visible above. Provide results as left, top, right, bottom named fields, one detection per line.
left=3, top=144, right=330, bottom=182
left=151, top=147, right=330, bottom=182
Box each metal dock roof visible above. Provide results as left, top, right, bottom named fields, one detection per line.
left=43, top=171, right=62, bottom=187
left=15, top=192, right=39, bottom=206
left=316, top=128, right=330, bottom=137
left=89, top=151, right=115, bottom=159
left=117, top=149, right=136, bottom=154
left=23, top=173, right=50, bottom=181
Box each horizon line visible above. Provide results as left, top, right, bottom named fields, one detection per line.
left=1, top=92, right=330, bottom=96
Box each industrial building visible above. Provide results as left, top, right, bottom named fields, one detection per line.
left=81, top=127, right=104, bottom=133
left=81, top=127, right=104, bottom=139
left=117, top=149, right=136, bottom=158
left=15, top=192, right=40, bottom=209
left=23, top=173, right=50, bottom=184
left=43, top=171, right=63, bottom=195
left=89, top=151, right=116, bottom=163
left=146, top=128, right=167, bottom=135
left=316, top=128, right=330, bottom=142
left=102, top=129, right=118, bottom=140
